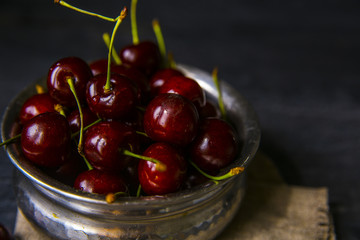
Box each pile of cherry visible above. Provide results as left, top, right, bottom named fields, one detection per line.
left=3, top=0, right=242, bottom=200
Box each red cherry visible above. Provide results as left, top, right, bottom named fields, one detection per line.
left=89, top=59, right=150, bottom=102
left=86, top=73, right=138, bottom=120
left=119, top=41, right=161, bottom=76
left=67, top=107, right=98, bottom=133
left=190, top=118, right=240, bottom=172
left=83, top=121, right=140, bottom=173
left=74, top=169, right=127, bottom=195
left=21, top=112, right=72, bottom=168
left=138, top=142, right=187, bottom=195
left=158, top=75, right=206, bottom=110
left=198, top=100, right=221, bottom=119
left=149, top=68, right=184, bottom=97
left=143, top=93, right=199, bottom=147
left=47, top=56, right=93, bottom=107
left=19, top=93, right=59, bottom=125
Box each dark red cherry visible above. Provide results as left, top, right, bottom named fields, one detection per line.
left=143, top=93, right=199, bottom=147
left=46, top=149, right=87, bottom=186
left=138, top=142, right=187, bottom=195
left=158, top=75, right=206, bottom=110
left=149, top=68, right=184, bottom=97
left=21, top=112, right=71, bottom=168
left=47, top=56, right=93, bottom=107
left=86, top=73, right=138, bottom=120
left=67, top=107, right=98, bottom=133
left=19, top=93, right=59, bottom=125
left=119, top=41, right=161, bottom=76
left=190, top=118, right=240, bottom=172
left=74, top=169, right=127, bottom=195
left=199, top=100, right=221, bottom=119
left=89, top=58, right=149, bottom=102
left=83, top=121, right=140, bottom=172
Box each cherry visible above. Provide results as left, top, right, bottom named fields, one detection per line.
left=74, top=168, right=127, bottom=195
left=198, top=100, right=221, bottom=119
left=67, top=107, right=98, bottom=133
left=21, top=112, right=72, bottom=168
left=119, top=41, right=162, bottom=77
left=149, top=68, right=184, bottom=97
left=143, top=93, right=199, bottom=147
left=83, top=121, right=140, bottom=173
left=158, top=75, right=206, bottom=110
left=138, top=142, right=187, bottom=195
left=86, top=73, right=139, bottom=120
left=190, top=118, right=240, bottom=172
left=46, top=148, right=88, bottom=186
left=89, top=58, right=149, bottom=103
left=47, top=56, right=93, bottom=107
left=19, top=93, right=59, bottom=125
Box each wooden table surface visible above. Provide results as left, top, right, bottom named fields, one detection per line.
left=0, top=1, right=359, bottom=239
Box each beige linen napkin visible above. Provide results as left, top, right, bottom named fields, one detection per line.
left=14, top=152, right=336, bottom=240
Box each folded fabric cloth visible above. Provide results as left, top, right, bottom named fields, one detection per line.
left=14, top=152, right=335, bottom=240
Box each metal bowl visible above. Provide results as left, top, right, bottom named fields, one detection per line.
left=1, top=64, right=260, bottom=240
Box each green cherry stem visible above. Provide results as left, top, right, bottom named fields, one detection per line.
left=121, top=149, right=167, bottom=172
left=102, top=32, right=122, bottom=65
left=168, top=52, right=177, bottom=69
left=0, top=134, right=21, bottom=147
left=106, top=191, right=128, bottom=203
left=212, top=67, right=227, bottom=120
left=189, top=160, right=244, bottom=182
left=105, top=7, right=128, bottom=92
left=54, top=0, right=119, bottom=22
left=152, top=19, right=167, bottom=63
left=136, top=184, right=142, bottom=197
left=67, top=77, right=84, bottom=153
left=131, top=0, right=139, bottom=45
left=71, top=118, right=102, bottom=139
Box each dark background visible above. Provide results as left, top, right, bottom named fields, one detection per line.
left=1, top=0, right=359, bottom=239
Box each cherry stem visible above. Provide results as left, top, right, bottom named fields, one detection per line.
left=189, top=160, right=244, bottom=182
left=131, top=0, right=139, bottom=45
left=121, top=149, right=167, bottom=172
left=152, top=19, right=167, bottom=65
left=212, top=67, right=227, bottom=120
left=71, top=118, right=102, bottom=139
left=168, top=52, right=177, bottom=69
left=102, top=33, right=122, bottom=65
left=105, top=191, right=128, bottom=203
left=54, top=0, right=119, bottom=22
left=67, top=77, right=84, bottom=154
left=35, top=84, right=45, bottom=94
left=105, top=7, right=128, bottom=92
left=0, top=134, right=21, bottom=147
left=136, top=184, right=142, bottom=197
left=54, top=104, right=66, bottom=117
left=135, top=131, right=148, bottom=138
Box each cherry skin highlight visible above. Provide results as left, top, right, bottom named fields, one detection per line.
left=21, top=112, right=72, bottom=168
left=138, top=142, right=187, bottom=195
left=143, top=93, right=199, bottom=147
left=74, top=169, right=127, bottom=195
left=190, top=118, right=240, bottom=172
left=19, top=93, right=59, bottom=125
left=83, top=121, right=140, bottom=173
left=47, top=56, right=93, bottom=107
